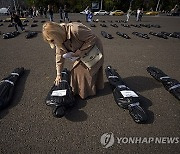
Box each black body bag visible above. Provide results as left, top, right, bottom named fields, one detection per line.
left=45, top=68, right=75, bottom=118
left=147, top=66, right=180, bottom=100
left=25, top=31, right=38, bottom=39
left=105, top=66, right=148, bottom=123
left=0, top=67, right=24, bottom=110
left=101, top=31, right=113, bottom=39
left=3, top=31, right=20, bottom=39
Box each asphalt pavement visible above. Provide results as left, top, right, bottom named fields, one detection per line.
left=0, top=13, right=180, bottom=154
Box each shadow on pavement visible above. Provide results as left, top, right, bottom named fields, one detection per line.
left=124, top=76, right=158, bottom=124
left=65, top=97, right=88, bottom=122
left=124, top=76, right=162, bottom=92
left=65, top=82, right=112, bottom=122
left=0, top=70, right=30, bottom=119
left=139, top=94, right=154, bottom=124
left=92, top=82, right=113, bottom=98
left=63, top=77, right=157, bottom=123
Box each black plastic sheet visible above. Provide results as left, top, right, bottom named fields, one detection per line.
left=149, top=32, right=168, bottom=39
left=100, top=24, right=107, bottom=27
left=101, top=31, right=113, bottom=39
left=116, top=32, right=131, bottom=39
left=110, top=24, right=118, bottom=28
left=3, top=31, right=20, bottom=39
left=45, top=68, right=75, bottom=118
left=25, top=31, right=38, bottom=39
left=132, top=32, right=150, bottom=39
left=121, top=24, right=130, bottom=28
left=105, top=66, right=147, bottom=123
left=147, top=66, right=180, bottom=100
left=0, top=67, right=24, bottom=110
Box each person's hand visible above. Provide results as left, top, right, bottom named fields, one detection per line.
left=54, top=75, right=61, bottom=85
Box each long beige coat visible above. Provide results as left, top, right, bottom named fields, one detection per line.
left=56, top=22, right=104, bottom=99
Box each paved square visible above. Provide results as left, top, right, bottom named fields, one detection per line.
left=0, top=13, right=180, bottom=153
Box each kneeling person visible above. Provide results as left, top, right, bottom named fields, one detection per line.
left=42, top=21, right=104, bottom=99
